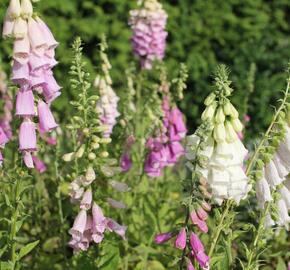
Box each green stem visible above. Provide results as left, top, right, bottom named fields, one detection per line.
left=10, top=177, right=21, bottom=269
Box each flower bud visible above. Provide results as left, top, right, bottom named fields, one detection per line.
left=88, top=152, right=96, bottom=160
left=83, top=128, right=90, bottom=136
left=204, top=93, right=216, bottom=106
left=223, top=101, right=239, bottom=118
left=100, top=138, right=112, bottom=144
left=100, top=151, right=109, bottom=158
left=62, top=152, right=75, bottom=162
left=7, top=0, right=21, bottom=19
left=231, top=118, right=243, bottom=132
left=215, top=107, right=225, bottom=123
left=85, top=167, right=96, bottom=183
left=75, top=145, right=85, bottom=158
left=92, top=136, right=100, bottom=143
left=21, top=0, right=33, bottom=19
left=91, top=142, right=100, bottom=149
left=213, top=123, right=226, bottom=142
left=225, top=121, right=237, bottom=143
left=201, top=102, right=217, bottom=121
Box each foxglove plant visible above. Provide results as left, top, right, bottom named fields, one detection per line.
left=129, top=0, right=168, bottom=69
left=95, top=36, right=120, bottom=138
left=2, top=0, right=60, bottom=168
left=65, top=37, right=126, bottom=253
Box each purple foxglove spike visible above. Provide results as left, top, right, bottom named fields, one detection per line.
left=23, top=151, right=34, bottom=168
left=120, top=152, right=132, bottom=172
left=19, top=120, right=37, bottom=151
left=106, top=218, right=127, bottom=240
left=38, top=101, right=58, bottom=132
left=92, top=202, right=106, bottom=234
left=28, top=17, right=47, bottom=56
left=32, top=155, right=47, bottom=173
left=0, top=126, right=9, bottom=146
left=175, top=228, right=187, bottom=250
left=80, top=189, right=93, bottom=210
left=36, top=17, right=59, bottom=50
left=69, top=209, right=87, bottom=241
left=13, top=35, right=30, bottom=64
left=16, top=90, right=35, bottom=117
left=11, top=61, right=30, bottom=85
left=190, top=232, right=205, bottom=254
left=154, top=232, right=173, bottom=244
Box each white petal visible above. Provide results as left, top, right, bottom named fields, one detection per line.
left=265, top=160, right=283, bottom=187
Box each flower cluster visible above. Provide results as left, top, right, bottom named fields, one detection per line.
left=95, top=40, right=120, bottom=138
left=66, top=38, right=127, bottom=253
left=187, top=67, right=250, bottom=205
left=129, top=0, right=168, bottom=69
left=2, top=0, right=60, bottom=168
left=144, top=96, right=186, bottom=177
left=256, top=125, right=290, bottom=228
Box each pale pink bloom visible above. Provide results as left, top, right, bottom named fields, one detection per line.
left=28, top=17, right=46, bottom=55
left=107, top=198, right=127, bottom=209
left=2, top=16, right=15, bottom=38
left=69, top=178, right=84, bottom=203
left=0, top=127, right=9, bottom=146
left=36, top=17, right=59, bottom=50
left=23, top=151, right=34, bottom=168
left=92, top=202, right=106, bottom=234
left=106, top=218, right=127, bottom=240
left=6, top=0, right=21, bottom=19
left=154, top=232, right=173, bottom=244
left=16, top=90, right=35, bottom=117
left=80, top=189, right=93, bottom=210
left=32, top=156, right=47, bottom=173
left=13, top=36, right=30, bottom=64
left=19, top=120, right=37, bottom=151
left=11, top=61, right=30, bottom=85
left=69, top=209, right=87, bottom=241
left=201, top=201, right=211, bottom=212
left=38, top=100, right=58, bottom=132
left=175, top=228, right=187, bottom=250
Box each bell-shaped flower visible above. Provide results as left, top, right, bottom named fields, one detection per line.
left=265, top=160, right=283, bottom=187
left=175, top=228, right=187, bottom=250
left=154, top=232, right=173, bottom=244
left=106, top=218, right=127, bottom=240
left=19, top=120, right=37, bottom=151
left=16, top=90, right=35, bottom=117
left=80, top=189, right=93, bottom=210
left=69, top=209, right=87, bottom=241
left=38, top=100, right=58, bottom=133
left=92, top=202, right=106, bottom=234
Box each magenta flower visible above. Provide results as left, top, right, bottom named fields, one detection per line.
left=120, top=152, right=132, bottom=172
left=175, top=228, right=187, bottom=250
left=189, top=233, right=205, bottom=254
left=154, top=232, right=173, bottom=244
left=32, top=156, right=47, bottom=173
left=38, top=100, right=58, bottom=133
left=197, top=207, right=208, bottom=221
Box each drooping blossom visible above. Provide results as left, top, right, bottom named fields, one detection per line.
left=175, top=228, right=187, bottom=250
left=129, top=0, right=168, bottom=69
left=154, top=232, right=173, bottom=244
left=186, top=97, right=250, bottom=205
left=144, top=96, right=187, bottom=177
left=120, top=135, right=135, bottom=172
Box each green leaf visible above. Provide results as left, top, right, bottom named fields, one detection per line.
left=18, top=240, right=39, bottom=260
left=0, top=261, right=13, bottom=270
left=276, top=257, right=287, bottom=270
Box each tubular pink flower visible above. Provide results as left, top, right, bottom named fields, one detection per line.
left=107, top=198, right=127, bottom=209
left=19, top=120, right=37, bottom=151
left=69, top=209, right=87, bottom=241
left=16, top=90, right=35, bottom=117
left=0, top=127, right=9, bottom=146
left=106, top=218, right=127, bottom=240
left=175, top=228, right=187, bottom=250
left=120, top=152, right=132, bottom=172
left=92, top=202, right=106, bottom=234
left=154, top=232, right=173, bottom=244
left=189, top=233, right=205, bottom=254
left=23, top=151, right=34, bottom=168
left=27, top=17, right=46, bottom=55
left=13, top=35, right=30, bottom=64
left=38, top=100, right=58, bottom=132
left=197, top=207, right=208, bottom=221
left=80, top=189, right=93, bottom=210
left=32, top=156, right=47, bottom=173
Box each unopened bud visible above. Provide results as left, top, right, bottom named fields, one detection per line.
left=85, top=167, right=96, bottom=183
left=100, top=138, right=111, bottom=144
left=83, top=128, right=90, bottom=136
left=62, top=152, right=75, bottom=162
left=91, top=142, right=100, bottom=149
left=7, top=0, right=21, bottom=19
left=215, top=107, right=225, bottom=123
left=201, top=102, right=217, bottom=121
left=88, top=152, right=96, bottom=160
left=21, top=0, right=33, bottom=19
left=225, top=121, right=237, bottom=143
left=231, top=118, right=243, bottom=132
left=204, top=93, right=216, bottom=106
left=213, top=123, right=226, bottom=142
left=75, top=145, right=85, bottom=158
left=100, top=151, right=109, bottom=158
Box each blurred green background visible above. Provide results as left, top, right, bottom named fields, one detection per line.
left=1, top=0, right=290, bottom=136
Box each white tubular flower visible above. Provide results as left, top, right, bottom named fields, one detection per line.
left=255, top=177, right=272, bottom=208
left=264, top=160, right=283, bottom=187
left=273, top=154, right=289, bottom=179
left=277, top=199, right=290, bottom=229
left=279, top=185, right=290, bottom=209
left=264, top=214, right=275, bottom=228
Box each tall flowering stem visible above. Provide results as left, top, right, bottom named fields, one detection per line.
left=244, top=66, right=290, bottom=269
left=64, top=37, right=126, bottom=253
left=2, top=0, right=60, bottom=168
